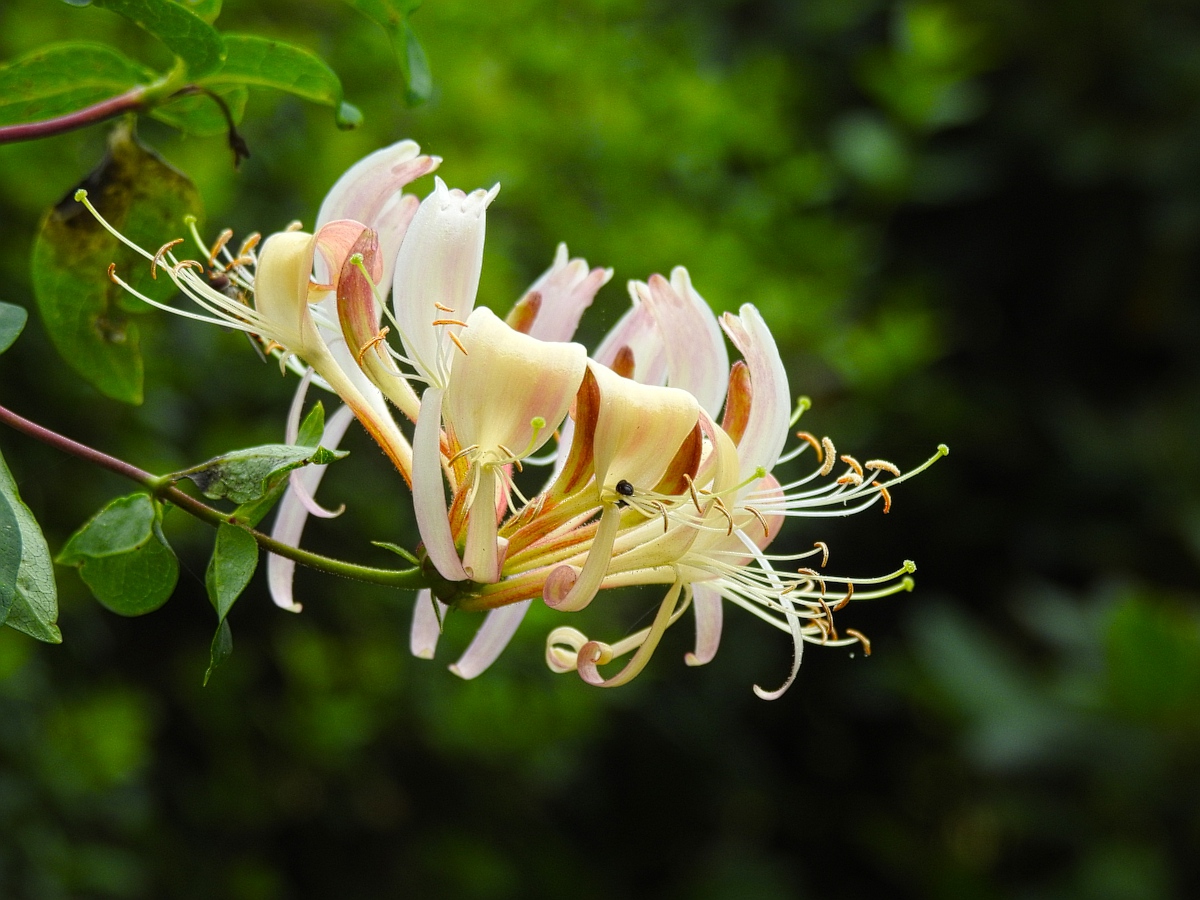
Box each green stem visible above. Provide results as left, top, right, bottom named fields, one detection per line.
left=0, top=87, right=146, bottom=144
left=0, top=401, right=429, bottom=591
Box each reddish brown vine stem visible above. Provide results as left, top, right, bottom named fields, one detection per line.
left=0, top=87, right=147, bottom=144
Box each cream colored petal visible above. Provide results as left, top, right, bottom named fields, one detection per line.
left=445, top=307, right=586, bottom=455
left=588, top=361, right=700, bottom=491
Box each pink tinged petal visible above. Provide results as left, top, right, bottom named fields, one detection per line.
left=445, top=307, right=587, bottom=455
left=312, top=219, right=372, bottom=289
left=543, top=502, right=623, bottom=612
left=577, top=581, right=684, bottom=687
left=720, top=304, right=791, bottom=480
left=316, top=139, right=439, bottom=234
left=592, top=285, right=668, bottom=386
left=410, top=589, right=446, bottom=659
left=588, top=361, right=700, bottom=490
left=267, top=404, right=357, bottom=612
left=734, top=528, right=804, bottom=701
left=375, top=193, right=421, bottom=297
left=413, top=387, right=468, bottom=581
left=392, top=176, right=499, bottom=386
left=685, top=584, right=723, bottom=666
left=449, top=600, right=531, bottom=679
left=523, top=243, right=613, bottom=343
left=640, top=268, right=730, bottom=417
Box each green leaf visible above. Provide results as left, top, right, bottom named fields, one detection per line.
left=341, top=0, right=431, bottom=105
left=74, top=521, right=179, bottom=616
left=0, top=302, right=29, bottom=355
left=150, top=83, right=247, bottom=136
left=177, top=443, right=348, bottom=505
left=0, top=492, right=22, bottom=625
left=172, top=0, right=221, bottom=24
left=203, top=618, right=232, bottom=686
left=88, top=0, right=226, bottom=78
left=203, top=35, right=352, bottom=114
left=0, top=449, right=61, bottom=643
left=0, top=42, right=151, bottom=127
left=205, top=523, right=257, bottom=621
left=1107, top=594, right=1200, bottom=727
left=228, top=402, right=325, bottom=527
left=57, top=493, right=155, bottom=565
left=32, top=121, right=203, bottom=404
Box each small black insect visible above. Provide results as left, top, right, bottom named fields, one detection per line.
left=615, top=479, right=634, bottom=507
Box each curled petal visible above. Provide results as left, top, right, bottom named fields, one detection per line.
left=313, top=219, right=372, bottom=291
left=720, top=305, right=791, bottom=481
left=640, top=268, right=729, bottom=417
left=592, top=283, right=668, bottom=386
left=522, top=243, right=613, bottom=343
left=542, top=502, right=622, bottom=612
left=317, top=140, right=439, bottom=237
left=412, top=387, right=468, bottom=581
left=546, top=626, right=590, bottom=674
left=685, top=584, right=723, bottom=666
left=449, top=600, right=532, bottom=679
left=267, top=404, right=357, bottom=612
left=577, top=581, right=684, bottom=687
left=410, top=589, right=447, bottom=659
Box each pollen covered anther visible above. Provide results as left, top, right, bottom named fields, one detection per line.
left=355, top=326, right=391, bottom=365
left=796, top=431, right=822, bottom=462
left=814, top=541, right=829, bottom=567
left=207, top=228, right=233, bottom=267
left=844, top=628, right=872, bottom=656
left=150, top=238, right=184, bottom=278
left=831, top=582, right=854, bottom=612
left=819, top=437, right=836, bottom=476
left=875, top=482, right=893, bottom=514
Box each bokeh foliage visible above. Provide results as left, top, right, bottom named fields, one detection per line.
left=1, top=0, right=1198, bottom=897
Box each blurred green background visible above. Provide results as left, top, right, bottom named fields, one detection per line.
left=2, top=0, right=1199, bottom=897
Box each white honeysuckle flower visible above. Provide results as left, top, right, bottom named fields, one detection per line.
left=85, top=137, right=945, bottom=698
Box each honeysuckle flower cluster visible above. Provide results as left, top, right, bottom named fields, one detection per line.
left=81, top=139, right=946, bottom=698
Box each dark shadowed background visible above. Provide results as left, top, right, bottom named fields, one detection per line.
left=1, top=1, right=1198, bottom=897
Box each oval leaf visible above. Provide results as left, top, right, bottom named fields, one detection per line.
left=230, top=402, right=326, bottom=527
left=177, top=443, right=348, bottom=506
left=89, top=0, right=226, bottom=78
left=0, top=42, right=151, bottom=127
left=205, top=523, right=258, bottom=621
left=0, top=491, right=22, bottom=624
left=32, top=121, right=203, bottom=404
left=0, top=449, right=61, bottom=643
left=203, top=618, right=232, bottom=686
left=204, top=35, right=346, bottom=107
left=57, top=493, right=155, bottom=565
left=0, top=302, right=28, bottom=355
left=172, top=0, right=222, bottom=24
left=76, top=522, right=179, bottom=616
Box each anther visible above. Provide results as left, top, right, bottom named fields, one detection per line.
left=797, top=567, right=826, bottom=596
left=284, top=220, right=304, bottom=232
left=151, top=238, right=184, bottom=279
left=431, top=318, right=469, bottom=327
left=682, top=473, right=703, bottom=514
left=446, top=444, right=479, bottom=466
left=866, top=459, right=901, bottom=477
left=497, top=444, right=523, bottom=472
left=844, top=628, right=872, bottom=656
left=651, top=499, right=670, bottom=533
left=712, top=497, right=734, bottom=536
left=237, top=232, right=261, bottom=257
left=836, top=471, right=864, bottom=487
left=813, top=541, right=829, bottom=568
left=448, top=332, right=469, bottom=356
left=745, top=504, right=770, bottom=538
left=875, top=482, right=892, bottom=514
left=819, top=437, right=836, bottom=476
left=817, top=594, right=839, bottom=641
left=434, top=302, right=455, bottom=312
left=796, top=431, right=822, bottom=462
left=840, top=455, right=864, bottom=478
left=831, top=582, right=854, bottom=612
left=356, top=327, right=391, bottom=365
left=173, top=259, right=205, bottom=274
left=207, top=229, right=233, bottom=267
